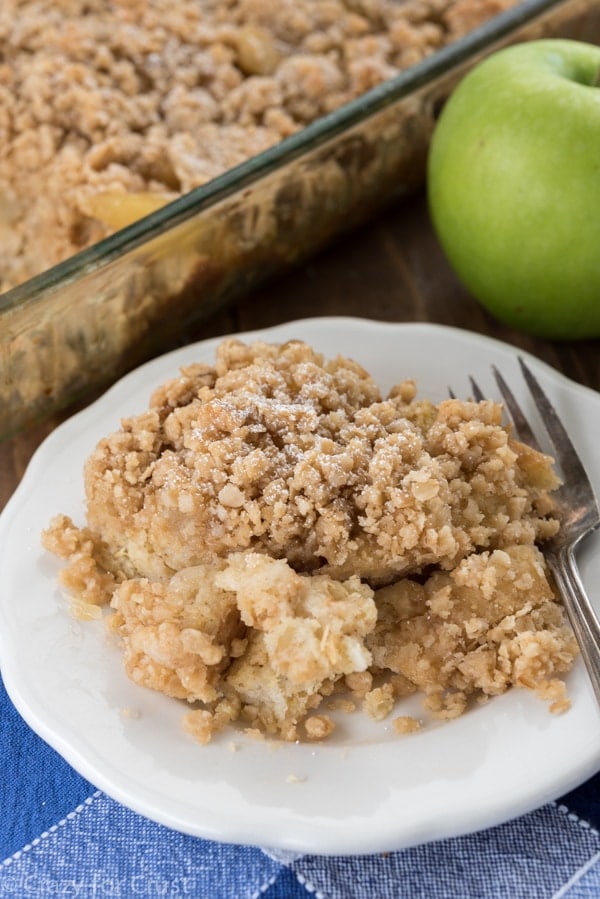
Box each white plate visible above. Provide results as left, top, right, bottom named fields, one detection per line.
left=1, top=318, right=600, bottom=856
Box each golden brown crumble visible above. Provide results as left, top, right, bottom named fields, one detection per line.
left=0, top=0, right=519, bottom=292
left=393, top=716, right=421, bottom=735
left=42, top=338, right=577, bottom=744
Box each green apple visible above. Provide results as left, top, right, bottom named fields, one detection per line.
left=427, top=39, right=600, bottom=339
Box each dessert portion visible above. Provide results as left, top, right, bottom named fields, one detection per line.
left=0, top=0, right=519, bottom=292
left=43, top=339, right=577, bottom=743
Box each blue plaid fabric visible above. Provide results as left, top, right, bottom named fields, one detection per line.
left=2, top=672, right=599, bottom=899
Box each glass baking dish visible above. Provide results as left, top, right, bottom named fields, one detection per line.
left=1, top=0, right=598, bottom=440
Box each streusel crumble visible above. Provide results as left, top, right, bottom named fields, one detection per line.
left=43, top=339, right=577, bottom=743
left=0, top=0, right=519, bottom=291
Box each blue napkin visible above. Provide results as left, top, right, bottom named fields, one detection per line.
left=2, top=672, right=599, bottom=899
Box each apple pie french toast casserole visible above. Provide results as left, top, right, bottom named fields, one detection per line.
left=43, top=339, right=577, bottom=744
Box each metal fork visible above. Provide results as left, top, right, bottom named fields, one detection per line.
left=467, top=358, right=600, bottom=706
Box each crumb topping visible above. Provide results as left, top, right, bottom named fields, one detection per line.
left=42, top=338, right=577, bottom=744
left=0, top=0, right=519, bottom=291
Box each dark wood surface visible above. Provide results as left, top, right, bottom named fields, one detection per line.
left=2, top=188, right=599, bottom=511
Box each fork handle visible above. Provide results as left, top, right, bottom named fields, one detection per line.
left=548, top=546, right=600, bottom=705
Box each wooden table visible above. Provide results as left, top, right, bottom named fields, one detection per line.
left=2, top=188, right=599, bottom=510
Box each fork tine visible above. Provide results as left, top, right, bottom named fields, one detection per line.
left=449, top=382, right=485, bottom=402
left=491, top=364, right=543, bottom=452
left=449, top=383, right=485, bottom=401
left=468, top=376, right=485, bottom=403
left=517, top=356, right=593, bottom=489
